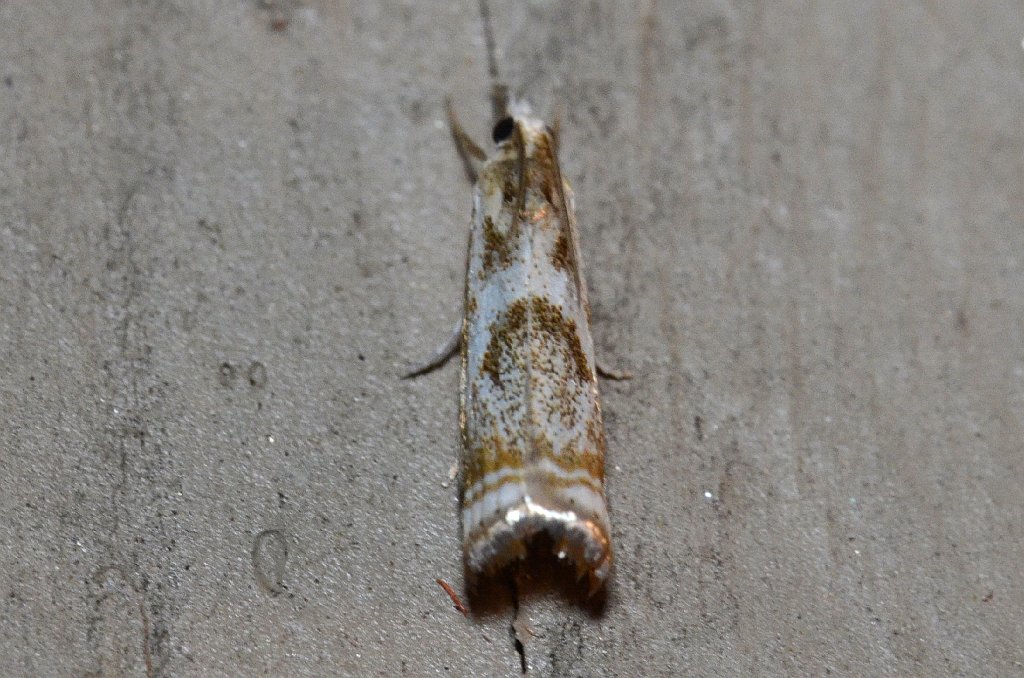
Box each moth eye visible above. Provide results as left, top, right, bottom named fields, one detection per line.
left=492, top=117, right=515, bottom=143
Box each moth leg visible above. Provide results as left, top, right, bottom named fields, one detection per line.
left=596, top=360, right=632, bottom=381
left=445, top=97, right=486, bottom=185
left=401, top=319, right=462, bottom=379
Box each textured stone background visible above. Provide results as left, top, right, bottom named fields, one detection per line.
left=2, top=1, right=1023, bottom=675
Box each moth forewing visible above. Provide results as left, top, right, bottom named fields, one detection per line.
left=459, top=105, right=613, bottom=594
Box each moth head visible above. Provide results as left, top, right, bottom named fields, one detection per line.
left=491, top=99, right=548, bottom=147
left=491, top=101, right=552, bottom=153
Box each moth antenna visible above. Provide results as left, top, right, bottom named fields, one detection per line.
left=478, top=0, right=509, bottom=123
left=550, top=101, right=564, bottom=155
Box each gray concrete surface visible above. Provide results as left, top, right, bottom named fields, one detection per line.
left=2, top=1, right=1023, bottom=676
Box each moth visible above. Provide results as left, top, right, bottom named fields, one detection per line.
left=406, top=82, right=625, bottom=596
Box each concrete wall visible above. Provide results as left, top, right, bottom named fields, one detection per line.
left=2, top=1, right=1022, bottom=675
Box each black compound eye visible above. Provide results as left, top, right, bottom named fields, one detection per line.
left=492, top=116, right=515, bottom=143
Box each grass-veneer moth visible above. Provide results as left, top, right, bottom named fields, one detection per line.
left=405, top=9, right=627, bottom=596
left=405, top=84, right=627, bottom=597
